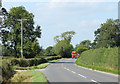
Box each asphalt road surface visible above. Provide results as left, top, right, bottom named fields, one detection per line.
left=37, top=58, right=119, bottom=84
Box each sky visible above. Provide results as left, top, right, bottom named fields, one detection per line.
left=2, top=0, right=119, bottom=49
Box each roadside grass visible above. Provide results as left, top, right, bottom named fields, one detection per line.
left=11, top=70, right=48, bottom=82
left=11, top=71, right=32, bottom=82
left=75, top=62, right=118, bottom=74
left=30, top=70, right=47, bottom=82
left=11, top=58, right=66, bottom=83
left=13, top=58, right=65, bottom=70
left=75, top=47, right=118, bottom=74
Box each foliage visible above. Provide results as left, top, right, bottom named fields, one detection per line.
left=76, top=47, right=118, bottom=71
left=76, top=44, right=88, bottom=54
left=0, top=44, right=2, bottom=56
left=10, top=56, right=61, bottom=67
left=13, top=56, right=63, bottom=70
left=45, top=56, right=62, bottom=61
left=0, top=6, right=42, bottom=58
left=75, top=40, right=90, bottom=54
left=53, top=40, right=73, bottom=58
left=54, top=30, right=75, bottom=43
left=44, top=46, right=56, bottom=56
left=94, top=19, right=120, bottom=48
left=2, top=60, right=14, bottom=83
left=24, top=39, right=42, bottom=58
left=80, top=40, right=91, bottom=49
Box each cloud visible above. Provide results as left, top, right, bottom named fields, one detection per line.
left=3, top=0, right=118, bottom=2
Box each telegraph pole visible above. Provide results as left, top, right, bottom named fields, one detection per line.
left=18, top=19, right=27, bottom=58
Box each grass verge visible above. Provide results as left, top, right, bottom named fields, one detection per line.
left=75, top=60, right=118, bottom=74
left=11, top=70, right=48, bottom=82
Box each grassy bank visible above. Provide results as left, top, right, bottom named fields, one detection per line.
left=76, top=47, right=118, bottom=74
left=11, top=70, right=48, bottom=82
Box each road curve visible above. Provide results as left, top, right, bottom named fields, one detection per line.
left=37, top=58, right=118, bottom=84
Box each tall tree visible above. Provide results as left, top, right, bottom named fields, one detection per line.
left=1, top=6, right=41, bottom=58
left=54, top=31, right=76, bottom=43
left=44, top=46, right=56, bottom=56
left=94, top=19, right=120, bottom=48
left=80, top=40, right=91, bottom=49
left=61, top=31, right=76, bottom=43
left=53, top=40, right=73, bottom=58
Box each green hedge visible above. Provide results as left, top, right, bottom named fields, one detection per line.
left=45, top=56, right=62, bottom=61
left=76, top=47, right=118, bottom=71
left=10, top=56, right=61, bottom=67
left=10, top=58, right=47, bottom=67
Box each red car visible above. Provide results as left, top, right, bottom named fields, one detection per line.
left=71, top=51, right=77, bottom=59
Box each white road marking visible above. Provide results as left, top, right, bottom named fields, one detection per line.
left=64, top=67, right=66, bottom=69
left=71, top=71, right=76, bottom=74
left=78, top=74, right=86, bottom=78
left=66, top=69, right=70, bottom=71
left=91, top=79, right=97, bottom=82
left=91, top=79, right=101, bottom=84
left=89, top=69, right=92, bottom=70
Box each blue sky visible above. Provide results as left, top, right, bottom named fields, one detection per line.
left=2, top=0, right=119, bottom=49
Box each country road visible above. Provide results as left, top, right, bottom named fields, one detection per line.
left=37, top=58, right=118, bottom=84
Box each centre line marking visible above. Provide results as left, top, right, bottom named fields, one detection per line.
left=78, top=74, right=86, bottom=78
left=91, top=79, right=97, bottom=82
left=91, top=79, right=101, bottom=84
left=67, top=69, right=70, bottom=71
left=71, top=71, right=76, bottom=73
left=64, top=67, right=66, bottom=69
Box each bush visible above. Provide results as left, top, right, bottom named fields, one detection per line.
left=19, top=59, right=29, bottom=67
left=10, top=58, right=48, bottom=67
left=2, top=60, right=14, bottom=83
left=45, top=56, right=62, bottom=61
left=11, top=58, right=20, bottom=66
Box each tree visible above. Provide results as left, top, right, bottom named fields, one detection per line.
left=1, top=6, right=42, bottom=58
left=94, top=19, right=120, bottom=48
left=54, top=31, right=76, bottom=43
left=44, top=46, right=56, bottom=56
left=80, top=40, right=91, bottom=49
left=61, top=31, right=76, bottom=43
left=24, top=39, right=42, bottom=58
left=54, top=35, right=61, bottom=43
left=53, top=40, right=73, bottom=58
left=76, top=44, right=88, bottom=54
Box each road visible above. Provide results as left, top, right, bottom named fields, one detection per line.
left=37, top=58, right=118, bottom=84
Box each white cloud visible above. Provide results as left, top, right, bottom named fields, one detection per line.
left=3, top=0, right=119, bottom=2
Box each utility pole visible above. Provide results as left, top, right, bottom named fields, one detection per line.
left=18, top=19, right=27, bottom=58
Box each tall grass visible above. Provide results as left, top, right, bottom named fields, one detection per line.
left=76, top=47, right=118, bottom=73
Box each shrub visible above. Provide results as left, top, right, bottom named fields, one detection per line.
left=11, top=58, right=20, bottom=66
left=45, top=56, right=62, bottom=61
left=19, top=59, right=29, bottom=67
left=2, top=60, right=14, bottom=83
